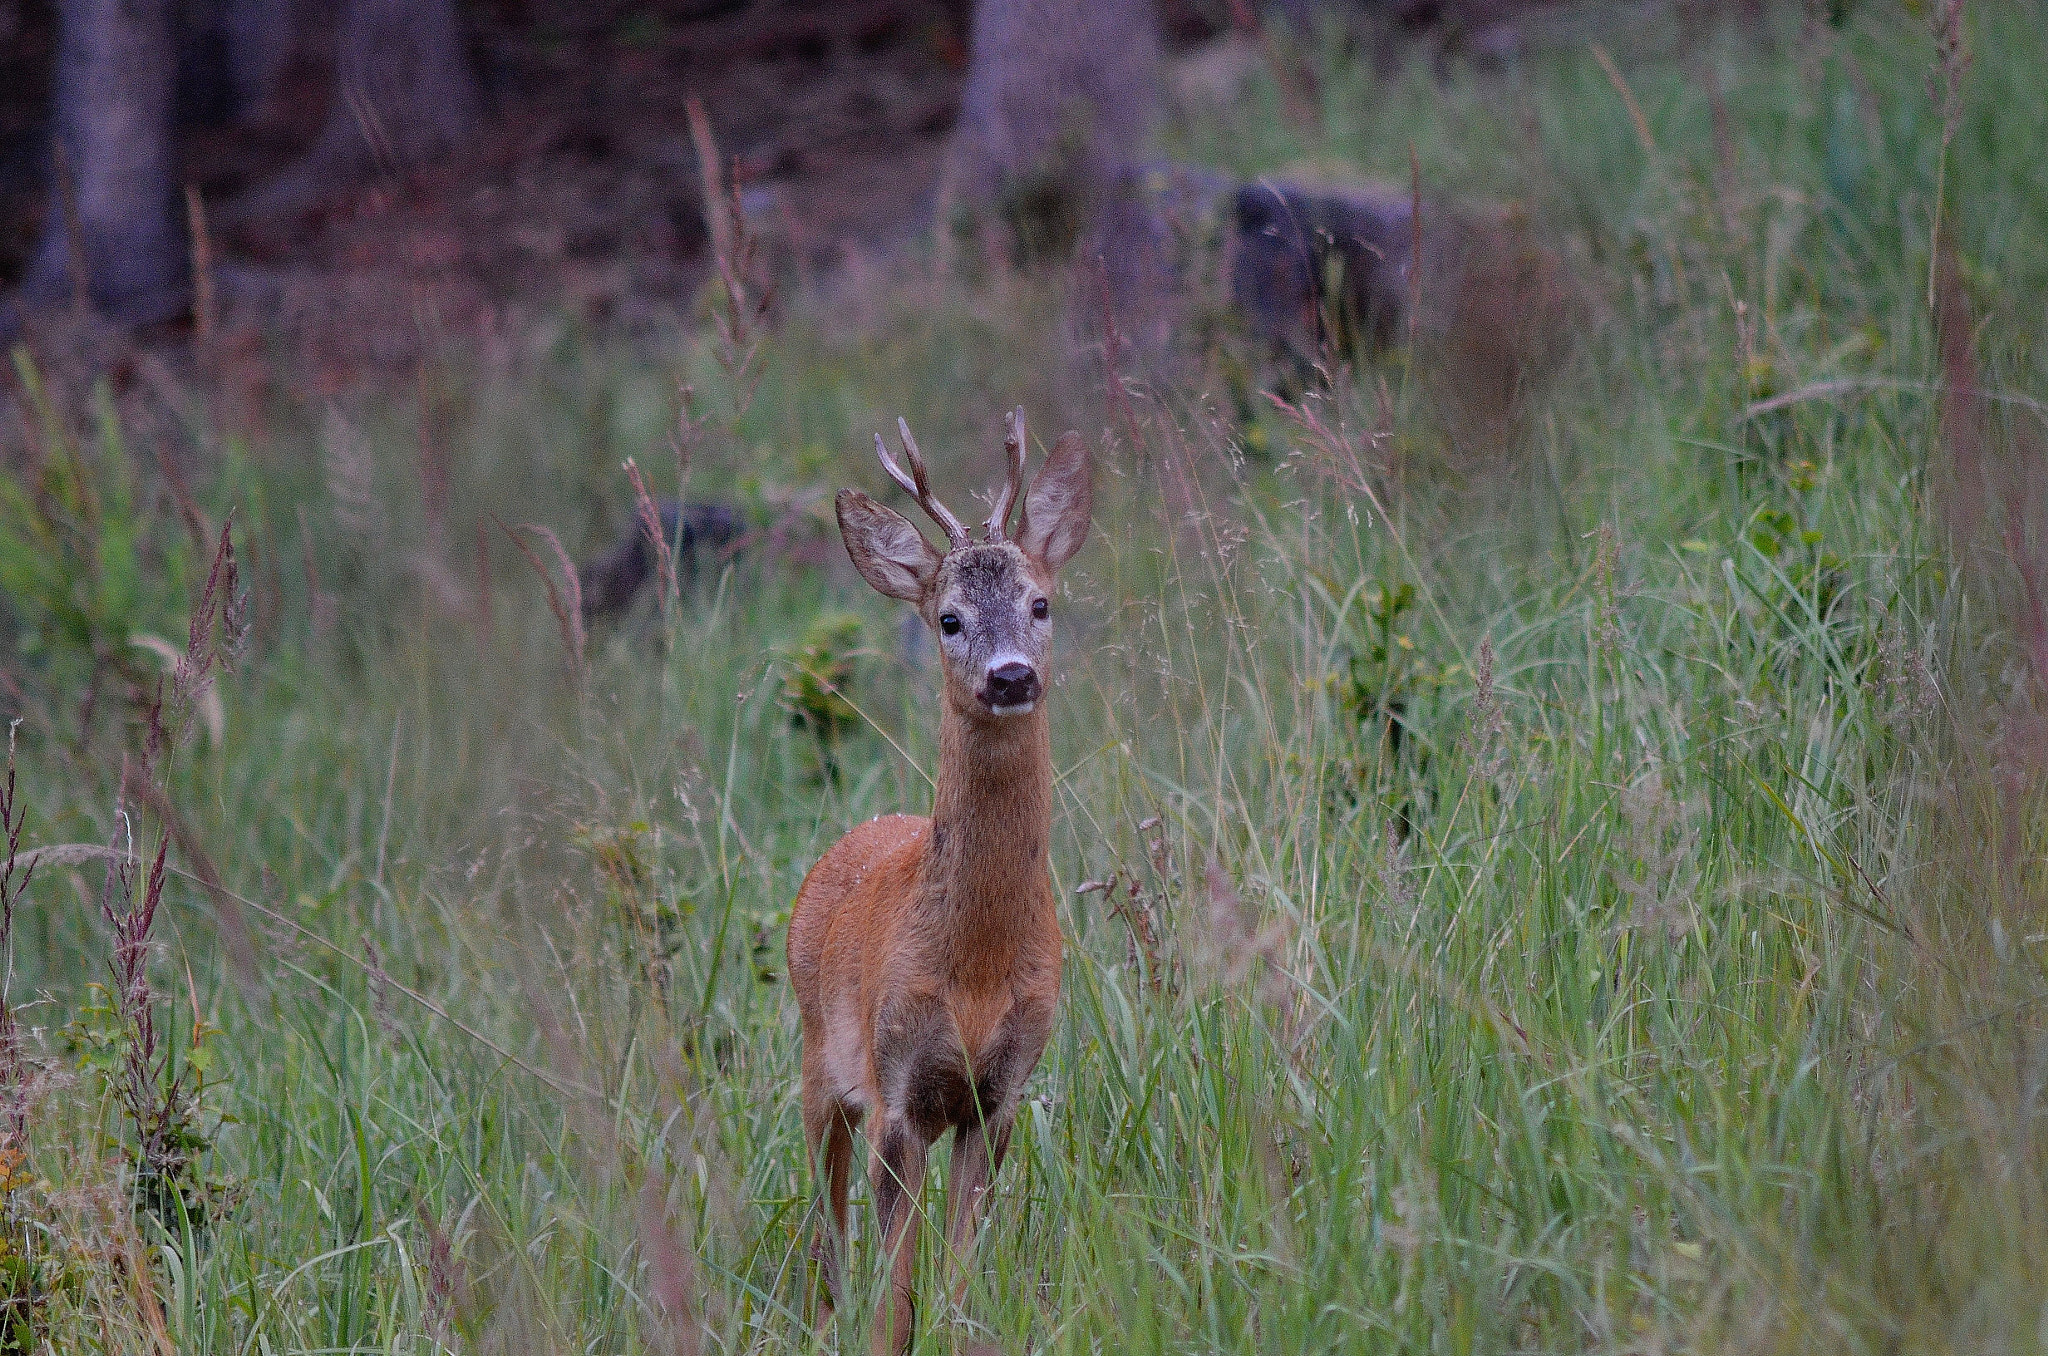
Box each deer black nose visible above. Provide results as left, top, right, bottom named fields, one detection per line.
left=986, top=660, right=1039, bottom=708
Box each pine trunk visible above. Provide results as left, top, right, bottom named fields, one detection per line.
left=233, top=0, right=478, bottom=218
left=18, top=0, right=186, bottom=324
left=945, top=0, right=1161, bottom=262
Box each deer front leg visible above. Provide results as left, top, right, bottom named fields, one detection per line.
left=869, top=1117, right=931, bottom=1355
left=942, top=1113, right=1014, bottom=1312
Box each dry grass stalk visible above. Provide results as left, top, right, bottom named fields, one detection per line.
left=96, top=807, right=193, bottom=1222
left=1608, top=767, right=1699, bottom=942
left=138, top=376, right=213, bottom=552
left=624, top=457, right=676, bottom=613
left=297, top=505, right=339, bottom=638
left=494, top=515, right=585, bottom=679
left=1933, top=244, right=2048, bottom=881
left=685, top=95, right=731, bottom=279
left=1926, top=0, right=1971, bottom=301
left=176, top=519, right=249, bottom=719
left=473, top=516, right=493, bottom=646
left=1461, top=635, right=1506, bottom=781
left=1592, top=41, right=1687, bottom=304
left=115, top=1212, right=177, bottom=1356
left=1092, top=258, right=1146, bottom=459
left=1078, top=871, right=1167, bottom=990
left=1874, top=624, right=1939, bottom=726
left=1263, top=386, right=1384, bottom=499
left=635, top=1179, right=704, bottom=1356
left=686, top=97, right=772, bottom=415
left=1702, top=61, right=1741, bottom=239
left=184, top=185, right=216, bottom=347
left=362, top=937, right=403, bottom=1050
left=120, top=763, right=257, bottom=991
left=322, top=406, right=382, bottom=548
left=150, top=521, right=260, bottom=987
left=1, top=725, right=35, bottom=1145
left=670, top=380, right=700, bottom=500
left=1407, top=143, right=1422, bottom=353
left=1592, top=524, right=1622, bottom=653
left=414, top=364, right=452, bottom=549
left=416, top=1204, right=465, bottom=1346
left=1202, top=861, right=1306, bottom=1046
left=84, top=525, right=255, bottom=1224
left=1591, top=42, right=1657, bottom=163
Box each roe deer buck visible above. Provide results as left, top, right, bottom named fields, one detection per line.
left=788, top=409, right=1092, bottom=1353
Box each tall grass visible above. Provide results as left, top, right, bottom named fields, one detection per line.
left=5, top=4, right=2047, bottom=1352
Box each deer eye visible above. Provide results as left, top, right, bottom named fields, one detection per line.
left=939, top=613, right=962, bottom=636
left=1032, top=598, right=1050, bottom=620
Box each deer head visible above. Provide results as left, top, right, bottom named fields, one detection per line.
left=836, top=409, right=1093, bottom=720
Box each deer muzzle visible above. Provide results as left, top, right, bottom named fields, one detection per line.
left=982, top=659, right=1040, bottom=715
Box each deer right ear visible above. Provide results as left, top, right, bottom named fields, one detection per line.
left=837, top=489, right=942, bottom=602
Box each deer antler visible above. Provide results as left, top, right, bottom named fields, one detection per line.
left=876, top=417, right=970, bottom=549
left=984, top=407, right=1028, bottom=542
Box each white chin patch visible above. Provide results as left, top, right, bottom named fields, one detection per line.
left=988, top=700, right=1036, bottom=717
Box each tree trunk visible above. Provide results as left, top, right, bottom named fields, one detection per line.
left=16, top=0, right=187, bottom=324
left=232, top=0, right=478, bottom=219
left=222, top=0, right=300, bottom=117
left=167, top=0, right=303, bottom=127
left=945, top=0, right=1161, bottom=262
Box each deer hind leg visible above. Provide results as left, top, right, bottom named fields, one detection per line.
left=868, top=1116, right=931, bottom=1356
left=941, top=1112, right=1015, bottom=1312
left=802, top=1087, right=860, bottom=1322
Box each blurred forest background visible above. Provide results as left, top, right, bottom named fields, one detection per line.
left=6, top=1, right=2048, bottom=1354
left=0, top=0, right=1706, bottom=376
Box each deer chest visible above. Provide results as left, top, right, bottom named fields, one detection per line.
left=873, top=989, right=1054, bottom=1137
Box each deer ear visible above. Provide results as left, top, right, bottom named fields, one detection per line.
left=1016, top=432, right=1093, bottom=573
left=837, top=489, right=941, bottom=602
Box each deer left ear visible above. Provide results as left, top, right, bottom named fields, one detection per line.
left=1016, top=432, right=1092, bottom=573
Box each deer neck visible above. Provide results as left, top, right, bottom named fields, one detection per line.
left=923, top=698, right=1053, bottom=940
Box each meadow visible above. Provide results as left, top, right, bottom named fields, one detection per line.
left=5, top=4, right=2048, bottom=1352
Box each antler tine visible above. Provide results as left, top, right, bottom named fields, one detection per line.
left=985, top=406, right=1028, bottom=541
left=876, top=417, right=969, bottom=548
left=873, top=431, right=918, bottom=497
